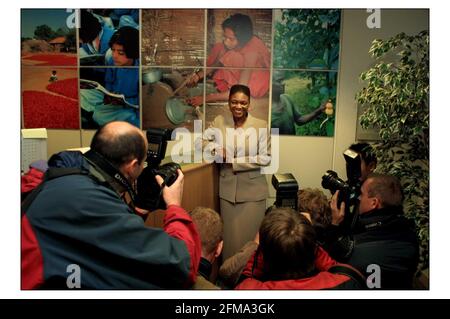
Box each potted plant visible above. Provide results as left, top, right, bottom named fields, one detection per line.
left=356, top=30, right=429, bottom=273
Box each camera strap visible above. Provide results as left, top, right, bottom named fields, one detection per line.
left=83, top=150, right=137, bottom=207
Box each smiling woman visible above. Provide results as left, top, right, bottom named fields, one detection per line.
left=200, top=84, right=271, bottom=259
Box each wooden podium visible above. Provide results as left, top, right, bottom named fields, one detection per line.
left=145, top=162, right=219, bottom=228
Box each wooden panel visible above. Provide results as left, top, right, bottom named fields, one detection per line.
left=81, top=129, right=96, bottom=148
left=46, top=129, right=81, bottom=158
left=145, top=162, right=219, bottom=228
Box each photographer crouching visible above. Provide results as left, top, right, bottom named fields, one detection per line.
left=21, top=121, right=201, bottom=289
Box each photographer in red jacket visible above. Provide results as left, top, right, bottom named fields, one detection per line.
left=235, top=207, right=365, bottom=289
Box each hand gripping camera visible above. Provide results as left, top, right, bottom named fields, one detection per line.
left=136, top=128, right=181, bottom=211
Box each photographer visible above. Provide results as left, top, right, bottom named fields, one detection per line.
left=330, top=174, right=419, bottom=289
left=235, top=207, right=365, bottom=289
left=348, top=143, right=377, bottom=182
left=21, top=121, right=201, bottom=289
left=319, top=143, right=377, bottom=259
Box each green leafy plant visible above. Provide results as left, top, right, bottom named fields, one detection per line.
left=356, top=30, right=429, bottom=271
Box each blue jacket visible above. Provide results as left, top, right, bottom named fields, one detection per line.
left=21, top=152, right=201, bottom=289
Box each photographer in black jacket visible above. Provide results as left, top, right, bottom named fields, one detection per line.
left=330, top=173, right=418, bottom=289
left=319, top=143, right=377, bottom=259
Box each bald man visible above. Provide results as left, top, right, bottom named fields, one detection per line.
left=21, top=121, right=201, bottom=289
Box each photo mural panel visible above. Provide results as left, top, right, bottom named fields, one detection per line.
left=271, top=9, right=341, bottom=136
left=271, top=70, right=337, bottom=137
left=203, top=67, right=270, bottom=129
left=79, top=9, right=140, bottom=66
left=22, top=67, right=80, bottom=129
left=199, top=9, right=272, bottom=129
left=142, top=9, right=205, bottom=67
left=21, top=9, right=77, bottom=66
left=20, top=9, right=342, bottom=135
left=273, top=9, right=341, bottom=70
left=79, top=67, right=140, bottom=129
left=142, top=67, right=203, bottom=131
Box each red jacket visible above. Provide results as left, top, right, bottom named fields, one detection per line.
left=21, top=167, right=45, bottom=194
left=235, top=246, right=365, bottom=289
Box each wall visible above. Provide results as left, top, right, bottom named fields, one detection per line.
left=43, top=9, right=429, bottom=203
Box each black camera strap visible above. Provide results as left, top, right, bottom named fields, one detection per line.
left=83, top=150, right=137, bottom=207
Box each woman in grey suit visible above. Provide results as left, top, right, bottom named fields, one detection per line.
left=204, top=84, right=271, bottom=259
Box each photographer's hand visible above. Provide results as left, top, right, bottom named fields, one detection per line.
left=155, top=169, right=184, bottom=207
left=330, top=190, right=345, bottom=225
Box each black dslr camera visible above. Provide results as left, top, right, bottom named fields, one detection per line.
left=136, top=128, right=181, bottom=211
left=321, top=149, right=362, bottom=227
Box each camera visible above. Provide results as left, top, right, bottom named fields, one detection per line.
left=136, top=128, right=181, bottom=211
left=271, top=173, right=299, bottom=210
left=321, top=170, right=358, bottom=208
left=321, top=148, right=362, bottom=228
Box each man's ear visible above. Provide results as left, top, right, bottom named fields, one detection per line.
left=214, top=240, right=224, bottom=259
left=122, top=158, right=139, bottom=178
left=372, top=196, right=382, bottom=209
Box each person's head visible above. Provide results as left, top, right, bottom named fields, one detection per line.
left=228, top=84, right=250, bottom=120
left=221, top=13, right=253, bottom=50
left=359, top=173, right=403, bottom=214
left=109, top=26, right=139, bottom=66
left=90, top=121, right=147, bottom=184
left=190, top=207, right=223, bottom=262
left=349, top=143, right=377, bottom=182
left=51, top=70, right=57, bottom=75
left=298, top=188, right=332, bottom=227
left=259, top=207, right=317, bottom=281
left=79, top=10, right=102, bottom=43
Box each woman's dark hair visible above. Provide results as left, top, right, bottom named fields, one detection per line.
left=109, top=26, right=139, bottom=60
left=229, top=84, right=251, bottom=101
left=90, top=124, right=146, bottom=168
left=79, top=10, right=102, bottom=43
left=222, top=13, right=253, bottom=46
left=259, top=208, right=317, bottom=281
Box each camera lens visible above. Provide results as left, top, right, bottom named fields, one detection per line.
left=321, top=170, right=350, bottom=194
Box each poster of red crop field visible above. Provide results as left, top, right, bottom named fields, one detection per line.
left=21, top=9, right=77, bottom=66
left=21, top=67, right=79, bottom=129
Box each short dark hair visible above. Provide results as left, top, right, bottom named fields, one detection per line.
left=90, top=124, right=146, bottom=168
left=79, top=10, right=102, bottom=43
left=259, top=207, right=317, bottom=280
left=229, top=84, right=251, bottom=101
left=366, top=173, right=404, bottom=208
left=109, top=26, right=139, bottom=60
left=349, top=143, right=377, bottom=166
left=222, top=13, right=253, bottom=46
left=190, top=207, right=223, bottom=256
